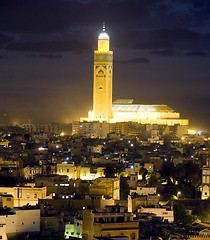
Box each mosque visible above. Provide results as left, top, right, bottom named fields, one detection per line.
left=81, top=25, right=188, bottom=127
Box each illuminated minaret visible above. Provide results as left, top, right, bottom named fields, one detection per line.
left=93, top=23, right=113, bottom=122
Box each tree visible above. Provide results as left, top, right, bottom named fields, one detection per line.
left=104, top=163, right=116, bottom=178
left=148, top=172, right=161, bottom=187
left=139, top=166, right=148, bottom=181
left=173, top=202, right=193, bottom=224
left=171, top=164, right=186, bottom=184
left=185, top=162, right=201, bottom=198
left=192, top=200, right=210, bottom=222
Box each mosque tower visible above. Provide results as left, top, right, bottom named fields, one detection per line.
left=92, top=23, right=113, bottom=122
left=80, top=25, right=188, bottom=129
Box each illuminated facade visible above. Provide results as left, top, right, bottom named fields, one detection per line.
left=82, top=206, right=139, bottom=240
left=57, top=163, right=105, bottom=180
left=89, top=23, right=113, bottom=122
left=81, top=25, right=189, bottom=127
left=202, top=158, right=210, bottom=199
left=0, top=186, right=47, bottom=207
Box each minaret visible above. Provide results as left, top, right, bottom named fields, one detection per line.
left=93, top=23, right=113, bottom=122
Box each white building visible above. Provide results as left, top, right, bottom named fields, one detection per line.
left=0, top=208, right=40, bottom=240
left=72, top=121, right=109, bottom=138
left=202, top=158, right=210, bottom=199
left=138, top=206, right=174, bottom=223
left=130, top=187, right=157, bottom=196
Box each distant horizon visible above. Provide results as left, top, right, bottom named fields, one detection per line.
left=0, top=109, right=209, bottom=133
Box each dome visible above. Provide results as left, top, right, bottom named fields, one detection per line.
left=98, top=32, right=109, bottom=39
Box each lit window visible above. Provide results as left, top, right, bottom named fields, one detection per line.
left=34, top=194, right=37, bottom=198
left=60, top=169, right=63, bottom=173
left=26, top=193, right=30, bottom=198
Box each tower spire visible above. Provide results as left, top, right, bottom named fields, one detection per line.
left=103, top=22, right=105, bottom=32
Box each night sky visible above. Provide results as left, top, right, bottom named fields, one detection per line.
left=0, top=0, right=209, bottom=131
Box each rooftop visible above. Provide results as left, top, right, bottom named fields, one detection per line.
left=112, top=99, right=174, bottom=112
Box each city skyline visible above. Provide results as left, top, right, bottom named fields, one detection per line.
left=0, top=0, right=209, bottom=131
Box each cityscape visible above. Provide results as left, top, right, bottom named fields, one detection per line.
left=0, top=1, right=210, bottom=240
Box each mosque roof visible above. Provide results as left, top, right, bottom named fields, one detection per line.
left=112, top=99, right=174, bottom=112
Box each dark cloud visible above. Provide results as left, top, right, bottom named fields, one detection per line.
left=26, top=53, right=63, bottom=59
left=0, top=0, right=72, bottom=33
left=150, top=48, right=176, bottom=56
left=115, top=57, right=150, bottom=64
left=0, top=33, right=14, bottom=46
left=185, top=51, right=209, bottom=56
left=0, top=55, right=9, bottom=59
left=0, top=0, right=156, bottom=34
left=6, top=40, right=91, bottom=53
left=155, top=28, right=201, bottom=41
left=135, top=40, right=173, bottom=50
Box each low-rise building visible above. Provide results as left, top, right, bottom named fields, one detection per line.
left=82, top=205, right=139, bottom=240
left=202, top=158, right=210, bottom=199
left=138, top=206, right=174, bottom=223
left=57, top=163, right=105, bottom=180
left=0, top=186, right=48, bottom=207
left=23, top=165, right=42, bottom=179
left=89, top=178, right=120, bottom=200
left=0, top=207, right=40, bottom=240
left=128, top=193, right=159, bottom=213
left=72, top=121, right=109, bottom=138
left=0, top=194, right=14, bottom=208
left=130, top=187, right=157, bottom=196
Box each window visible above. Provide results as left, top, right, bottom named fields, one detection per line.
left=67, top=169, right=69, bottom=172
left=7, top=198, right=11, bottom=201
left=131, top=233, right=135, bottom=240
left=33, top=222, right=35, bottom=224
left=60, top=169, right=63, bottom=172
left=163, top=212, right=168, bottom=215
left=34, top=194, right=37, bottom=198
left=0, top=236, right=2, bottom=239
left=26, top=193, right=30, bottom=198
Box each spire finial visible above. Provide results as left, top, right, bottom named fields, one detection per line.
left=103, top=22, right=105, bottom=32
